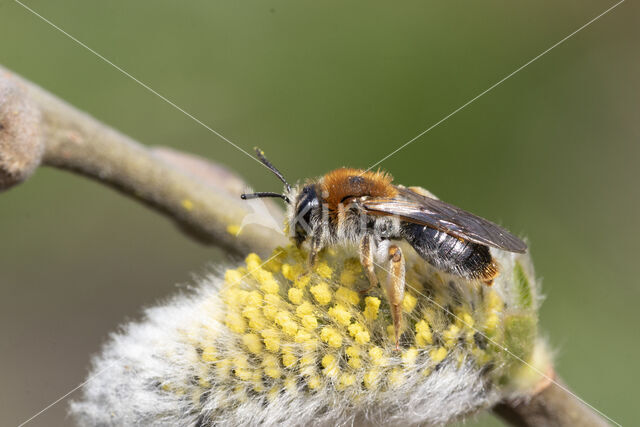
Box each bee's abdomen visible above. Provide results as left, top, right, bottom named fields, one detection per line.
left=402, top=223, right=497, bottom=281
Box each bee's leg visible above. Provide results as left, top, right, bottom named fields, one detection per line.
left=359, top=234, right=379, bottom=294
left=387, top=244, right=405, bottom=351
left=298, top=235, right=321, bottom=280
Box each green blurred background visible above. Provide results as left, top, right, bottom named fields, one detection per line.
left=1, top=0, right=638, bottom=425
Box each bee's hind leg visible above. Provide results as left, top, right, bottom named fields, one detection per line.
left=358, top=234, right=379, bottom=294
left=387, top=244, right=405, bottom=351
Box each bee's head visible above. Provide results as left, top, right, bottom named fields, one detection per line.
left=291, top=184, right=321, bottom=247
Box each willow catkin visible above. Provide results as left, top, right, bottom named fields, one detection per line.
left=70, top=243, right=548, bottom=426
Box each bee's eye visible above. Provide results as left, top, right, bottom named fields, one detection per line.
left=295, top=185, right=319, bottom=232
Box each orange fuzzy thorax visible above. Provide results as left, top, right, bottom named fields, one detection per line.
left=319, top=168, right=397, bottom=212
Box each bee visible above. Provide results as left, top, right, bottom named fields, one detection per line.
left=242, top=148, right=527, bottom=349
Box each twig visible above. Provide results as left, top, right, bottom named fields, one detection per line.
left=0, top=65, right=287, bottom=257
left=493, top=377, right=611, bottom=427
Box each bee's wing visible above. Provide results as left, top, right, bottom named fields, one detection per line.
left=361, top=186, right=527, bottom=253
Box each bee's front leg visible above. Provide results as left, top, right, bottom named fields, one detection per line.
left=387, top=244, right=405, bottom=351
left=359, top=234, right=379, bottom=294
left=298, top=235, right=322, bottom=280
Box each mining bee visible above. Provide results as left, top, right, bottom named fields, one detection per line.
left=242, top=148, right=527, bottom=349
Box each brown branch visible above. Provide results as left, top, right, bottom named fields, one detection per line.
left=493, top=377, right=611, bottom=427
left=0, top=65, right=287, bottom=257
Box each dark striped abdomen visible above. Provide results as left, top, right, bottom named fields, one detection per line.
left=401, top=222, right=497, bottom=281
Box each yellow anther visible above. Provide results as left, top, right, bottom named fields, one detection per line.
left=246, top=290, right=263, bottom=307
left=321, top=354, right=339, bottom=377
left=301, top=315, right=318, bottom=330
left=307, top=375, right=321, bottom=390
left=245, top=253, right=262, bottom=270
left=282, top=349, right=297, bottom=368
left=262, top=354, right=282, bottom=379
left=282, top=264, right=295, bottom=281
left=430, top=347, right=448, bottom=364
left=415, top=319, right=433, bottom=346
left=234, top=356, right=252, bottom=381
left=296, top=301, right=314, bottom=317
left=247, top=313, right=267, bottom=330
left=225, top=311, right=246, bottom=334
left=402, top=293, right=418, bottom=313
left=242, top=333, right=263, bottom=354
left=224, top=269, right=244, bottom=287
left=182, top=199, right=194, bottom=211
left=348, top=322, right=371, bottom=344
left=225, top=288, right=249, bottom=306
left=275, top=311, right=298, bottom=336
left=486, top=290, right=504, bottom=311
left=338, top=373, right=356, bottom=390
left=364, top=370, right=380, bottom=389
left=262, top=294, right=281, bottom=320
left=320, top=327, right=343, bottom=348
left=251, top=371, right=265, bottom=392
left=288, top=288, right=303, bottom=305
left=368, top=346, right=386, bottom=366
left=335, top=286, right=360, bottom=305
left=294, top=330, right=313, bottom=344
left=294, top=274, right=311, bottom=289
left=343, top=257, right=361, bottom=273
left=346, top=346, right=361, bottom=369
left=346, top=345, right=360, bottom=358
left=310, top=282, right=332, bottom=305
left=328, top=304, right=352, bottom=326
left=460, top=311, right=474, bottom=328
left=443, top=324, right=461, bottom=345
left=261, top=329, right=280, bottom=352
left=201, top=346, right=216, bottom=363
left=402, top=347, right=418, bottom=365
left=315, top=262, right=333, bottom=279
left=364, top=297, right=381, bottom=321
left=339, top=269, right=358, bottom=287
left=259, top=276, right=280, bottom=294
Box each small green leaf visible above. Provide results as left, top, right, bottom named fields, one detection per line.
left=514, top=261, right=533, bottom=309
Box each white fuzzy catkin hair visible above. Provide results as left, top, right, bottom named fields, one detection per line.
left=70, top=244, right=544, bottom=426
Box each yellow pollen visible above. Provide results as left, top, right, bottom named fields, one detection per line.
left=320, top=327, right=343, bottom=348
left=364, top=370, right=380, bottom=389
left=288, top=288, right=303, bottom=305
left=321, top=354, right=339, bottom=377
left=201, top=346, right=216, bottom=363
left=310, top=282, right=332, bottom=305
left=296, top=301, right=314, bottom=317
left=368, top=346, right=386, bottom=366
left=335, top=287, right=360, bottom=305
left=315, top=262, right=333, bottom=279
left=430, top=347, right=448, bottom=364
left=402, top=293, right=417, bottom=313
left=364, top=297, right=381, bottom=321
left=416, top=319, right=433, bottom=346
left=226, top=224, right=241, bottom=235
left=261, top=329, right=280, bottom=352
left=301, top=315, right=318, bottom=330
left=328, top=304, right=352, bottom=326
left=348, top=322, right=371, bottom=344
left=242, top=333, right=263, bottom=354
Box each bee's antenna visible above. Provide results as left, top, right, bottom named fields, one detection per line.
left=254, top=147, right=291, bottom=192
left=241, top=192, right=291, bottom=204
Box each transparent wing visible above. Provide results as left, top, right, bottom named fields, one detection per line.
left=361, top=186, right=527, bottom=253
